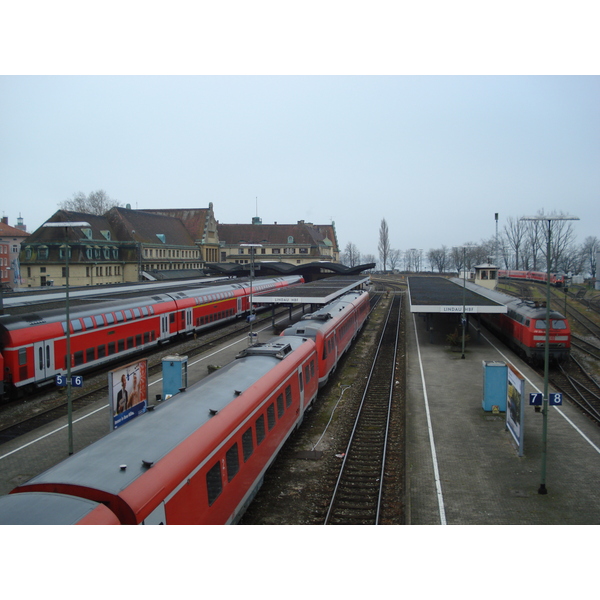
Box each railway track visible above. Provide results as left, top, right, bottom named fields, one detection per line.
left=551, top=357, right=600, bottom=425
left=324, top=293, right=402, bottom=525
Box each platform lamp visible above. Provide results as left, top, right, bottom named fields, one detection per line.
left=520, top=214, right=579, bottom=494
left=43, top=221, right=90, bottom=455
left=457, top=244, right=475, bottom=359
left=240, top=243, right=262, bottom=344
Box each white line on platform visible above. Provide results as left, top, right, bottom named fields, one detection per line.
left=412, top=314, right=447, bottom=525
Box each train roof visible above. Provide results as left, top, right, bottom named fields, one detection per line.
left=0, top=492, right=117, bottom=524
left=454, top=279, right=566, bottom=319
left=0, top=276, right=300, bottom=332
left=17, top=336, right=311, bottom=497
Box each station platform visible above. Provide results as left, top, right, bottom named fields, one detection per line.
left=406, top=309, right=600, bottom=525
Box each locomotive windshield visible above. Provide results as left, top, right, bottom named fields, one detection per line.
left=535, top=319, right=567, bottom=330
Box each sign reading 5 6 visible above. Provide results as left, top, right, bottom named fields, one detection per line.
left=55, top=375, right=84, bottom=387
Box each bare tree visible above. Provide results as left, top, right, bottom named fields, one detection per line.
left=59, top=190, right=122, bottom=215
left=388, top=248, right=401, bottom=272
left=503, top=216, right=526, bottom=270
left=342, top=241, right=361, bottom=267
left=427, top=246, right=448, bottom=273
left=362, top=254, right=376, bottom=271
left=378, top=218, right=391, bottom=273
left=580, top=236, right=599, bottom=277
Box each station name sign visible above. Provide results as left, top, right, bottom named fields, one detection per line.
left=441, top=306, right=476, bottom=313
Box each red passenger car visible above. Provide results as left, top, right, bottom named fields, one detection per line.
left=281, top=290, right=370, bottom=386
left=0, top=276, right=302, bottom=396
left=9, top=336, right=319, bottom=524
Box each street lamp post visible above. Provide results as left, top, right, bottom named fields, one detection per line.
left=240, top=243, right=262, bottom=344
left=520, top=214, right=579, bottom=494
left=43, top=221, right=90, bottom=455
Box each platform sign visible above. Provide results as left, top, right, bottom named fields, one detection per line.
left=529, top=392, right=543, bottom=406
left=506, top=363, right=525, bottom=457
left=549, top=393, right=563, bottom=406
left=55, top=374, right=84, bottom=387
left=109, top=359, right=149, bottom=430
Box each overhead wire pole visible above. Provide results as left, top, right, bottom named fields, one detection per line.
left=43, top=220, right=90, bottom=455
left=240, top=243, right=262, bottom=344
left=520, top=214, right=579, bottom=494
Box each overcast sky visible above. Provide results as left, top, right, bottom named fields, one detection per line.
left=1, top=6, right=598, bottom=263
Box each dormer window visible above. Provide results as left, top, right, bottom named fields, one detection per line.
left=100, top=230, right=111, bottom=241
left=82, top=228, right=93, bottom=240
left=156, top=234, right=166, bottom=243
left=288, top=236, right=294, bottom=243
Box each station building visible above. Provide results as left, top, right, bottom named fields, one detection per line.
left=18, top=205, right=343, bottom=287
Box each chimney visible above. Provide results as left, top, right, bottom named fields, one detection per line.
left=1, top=217, right=7, bottom=225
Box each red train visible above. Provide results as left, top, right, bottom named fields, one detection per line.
left=0, top=289, right=370, bottom=524
left=498, top=270, right=565, bottom=287
left=282, top=290, right=370, bottom=386
left=479, top=289, right=570, bottom=363
left=0, top=275, right=302, bottom=398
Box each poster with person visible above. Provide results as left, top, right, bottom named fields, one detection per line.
left=506, top=363, right=525, bottom=456
left=108, top=359, right=149, bottom=429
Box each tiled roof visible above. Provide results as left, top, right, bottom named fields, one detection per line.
left=0, top=223, right=29, bottom=238
left=218, top=222, right=338, bottom=249
left=106, top=208, right=196, bottom=246
left=142, top=208, right=212, bottom=242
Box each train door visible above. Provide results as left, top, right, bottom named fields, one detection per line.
left=160, top=314, right=170, bottom=340
left=185, top=308, right=193, bottom=332
left=298, top=367, right=305, bottom=408
left=237, top=297, right=243, bottom=317
left=33, top=341, right=54, bottom=382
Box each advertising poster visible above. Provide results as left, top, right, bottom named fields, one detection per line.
left=108, top=359, right=148, bottom=429
left=506, top=363, right=525, bottom=456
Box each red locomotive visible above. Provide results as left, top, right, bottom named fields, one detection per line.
left=0, top=289, right=370, bottom=524
left=479, top=292, right=570, bottom=363
left=498, top=270, right=565, bottom=287
left=0, top=275, right=302, bottom=398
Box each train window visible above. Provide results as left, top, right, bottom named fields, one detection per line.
left=135, top=334, right=142, bottom=346
left=133, top=308, right=141, bottom=318
left=105, top=313, right=115, bottom=325
left=124, top=310, right=133, bottom=320
left=74, top=351, right=84, bottom=366
left=94, top=315, right=105, bottom=326
left=256, top=415, right=266, bottom=445
left=97, top=345, right=106, bottom=358
left=267, top=403, right=276, bottom=430
left=115, top=312, right=124, bottom=323
left=310, top=361, right=315, bottom=379
left=206, top=462, right=223, bottom=506
left=169, top=313, right=175, bottom=324
left=108, top=342, right=116, bottom=355
left=83, top=317, right=94, bottom=329
left=118, top=340, right=125, bottom=353
left=298, top=372, right=304, bottom=393
left=141, top=307, right=149, bottom=316
left=277, top=394, right=284, bottom=418
left=86, top=348, right=95, bottom=362
left=127, top=337, right=133, bottom=348
left=19, top=348, right=27, bottom=365
left=305, top=365, right=310, bottom=383
left=72, top=320, right=83, bottom=332
left=285, top=385, right=292, bottom=407
left=535, top=320, right=546, bottom=329
left=553, top=320, right=567, bottom=329
left=242, top=428, right=253, bottom=461
left=226, top=444, right=240, bottom=482
left=144, top=332, right=150, bottom=344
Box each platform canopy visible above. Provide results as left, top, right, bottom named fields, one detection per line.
left=408, top=276, right=507, bottom=314
left=255, top=275, right=370, bottom=305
